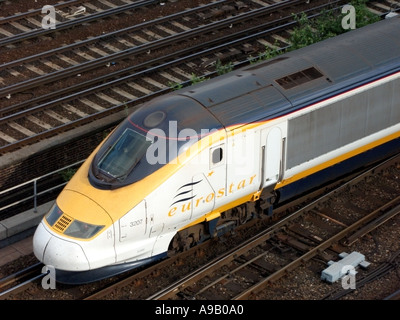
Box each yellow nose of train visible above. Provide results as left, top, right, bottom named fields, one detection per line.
left=33, top=190, right=114, bottom=271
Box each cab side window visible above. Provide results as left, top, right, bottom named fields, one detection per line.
left=210, top=145, right=225, bottom=169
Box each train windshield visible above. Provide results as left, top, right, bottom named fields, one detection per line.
left=89, top=94, right=224, bottom=189
left=97, top=128, right=151, bottom=180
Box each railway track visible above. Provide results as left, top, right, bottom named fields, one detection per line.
left=0, top=262, right=44, bottom=300
left=0, top=0, right=382, bottom=154
left=0, top=0, right=252, bottom=89
left=0, top=0, right=160, bottom=47
left=0, top=0, right=318, bottom=152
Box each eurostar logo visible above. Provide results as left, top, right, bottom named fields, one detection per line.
left=168, top=174, right=257, bottom=217
left=169, top=179, right=202, bottom=207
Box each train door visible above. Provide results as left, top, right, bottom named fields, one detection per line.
left=119, top=200, right=147, bottom=241
left=206, top=143, right=227, bottom=204
left=260, top=125, right=286, bottom=189
left=226, top=128, right=261, bottom=200
left=116, top=200, right=148, bottom=261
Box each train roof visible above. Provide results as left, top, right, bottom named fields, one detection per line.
left=179, top=15, right=400, bottom=130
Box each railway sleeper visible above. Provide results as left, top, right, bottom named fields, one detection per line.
left=288, top=223, right=324, bottom=244
left=250, top=258, right=278, bottom=274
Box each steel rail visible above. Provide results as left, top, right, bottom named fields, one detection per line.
left=0, top=272, right=46, bottom=300
left=325, top=249, right=400, bottom=300
left=233, top=198, right=400, bottom=300
left=0, top=262, right=42, bottom=289
left=0, top=15, right=297, bottom=118
left=345, top=202, right=400, bottom=246
left=0, top=0, right=82, bottom=24
left=0, top=16, right=293, bottom=120
left=0, top=262, right=43, bottom=299
left=384, top=288, right=400, bottom=300
left=0, top=4, right=344, bottom=154
left=0, top=0, right=230, bottom=71
left=0, top=0, right=340, bottom=120
left=0, top=0, right=159, bottom=47
left=0, top=0, right=307, bottom=98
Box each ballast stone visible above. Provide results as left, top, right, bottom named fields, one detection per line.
left=321, top=251, right=370, bottom=283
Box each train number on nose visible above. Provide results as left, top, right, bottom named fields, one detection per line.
left=130, top=219, right=143, bottom=227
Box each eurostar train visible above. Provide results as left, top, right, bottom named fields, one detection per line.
left=33, top=16, right=400, bottom=284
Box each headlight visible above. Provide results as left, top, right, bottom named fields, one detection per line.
left=45, top=203, right=104, bottom=239
left=45, top=203, right=63, bottom=226
left=64, top=220, right=104, bottom=239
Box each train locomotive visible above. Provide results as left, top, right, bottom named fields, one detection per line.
left=33, top=16, right=400, bottom=284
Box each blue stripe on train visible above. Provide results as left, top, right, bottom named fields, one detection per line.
left=277, top=137, right=400, bottom=204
